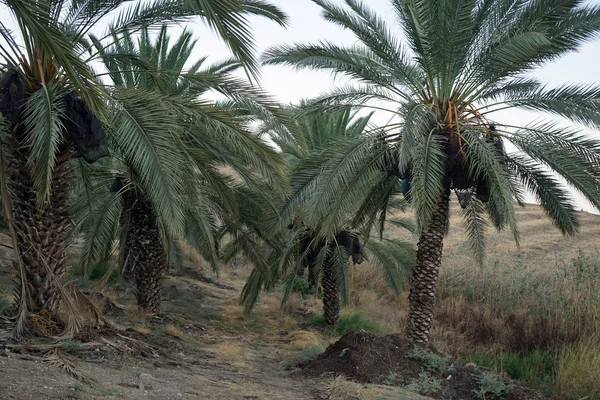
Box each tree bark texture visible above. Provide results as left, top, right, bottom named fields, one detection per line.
left=407, top=189, right=451, bottom=343
left=121, top=189, right=167, bottom=312
left=5, top=134, right=73, bottom=313
left=322, top=260, right=340, bottom=325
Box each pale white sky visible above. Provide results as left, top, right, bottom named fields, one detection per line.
left=2, top=0, right=600, bottom=212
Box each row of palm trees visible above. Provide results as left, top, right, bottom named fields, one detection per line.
left=2, top=0, right=600, bottom=346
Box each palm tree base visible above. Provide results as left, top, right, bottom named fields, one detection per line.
left=5, top=135, right=73, bottom=313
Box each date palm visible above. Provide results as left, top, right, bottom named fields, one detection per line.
left=77, top=25, right=289, bottom=311
left=241, top=105, right=415, bottom=324
left=263, top=0, right=600, bottom=343
left=0, top=0, right=286, bottom=335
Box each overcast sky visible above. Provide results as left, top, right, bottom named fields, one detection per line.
left=2, top=0, right=600, bottom=212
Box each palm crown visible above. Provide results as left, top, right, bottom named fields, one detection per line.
left=262, top=0, right=600, bottom=343
left=76, top=24, right=291, bottom=310
left=240, top=104, right=415, bottom=324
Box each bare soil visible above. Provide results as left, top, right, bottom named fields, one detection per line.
left=0, top=256, right=317, bottom=399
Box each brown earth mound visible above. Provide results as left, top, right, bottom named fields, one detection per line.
left=297, top=332, right=546, bottom=400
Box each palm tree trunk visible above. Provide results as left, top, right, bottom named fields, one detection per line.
left=5, top=134, right=73, bottom=313
left=122, top=189, right=166, bottom=312
left=407, top=189, right=451, bottom=343
left=322, top=260, right=340, bottom=325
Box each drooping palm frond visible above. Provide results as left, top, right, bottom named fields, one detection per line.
left=21, top=83, right=66, bottom=205
left=363, top=238, right=415, bottom=295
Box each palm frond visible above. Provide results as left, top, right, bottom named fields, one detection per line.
left=22, top=82, right=65, bottom=205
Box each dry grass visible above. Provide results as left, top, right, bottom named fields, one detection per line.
left=554, top=337, right=600, bottom=400
left=134, top=326, right=151, bottom=335
left=348, top=263, right=408, bottom=333
left=309, top=203, right=600, bottom=398
left=286, top=330, right=322, bottom=350
left=165, top=325, right=184, bottom=339
left=208, top=342, right=248, bottom=368
left=323, top=375, right=432, bottom=400
left=435, top=252, right=600, bottom=354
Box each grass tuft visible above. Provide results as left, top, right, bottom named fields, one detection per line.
left=165, top=325, right=183, bottom=339
left=134, top=326, right=151, bottom=335
left=311, top=312, right=382, bottom=335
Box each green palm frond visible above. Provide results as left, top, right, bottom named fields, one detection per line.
left=109, top=86, right=190, bottom=235
left=508, top=154, right=580, bottom=235
left=182, top=0, right=287, bottom=78
left=22, top=82, right=66, bottom=205
left=465, top=133, right=520, bottom=244
left=410, top=133, right=447, bottom=232
left=363, top=238, right=415, bottom=295
left=461, top=196, right=488, bottom=265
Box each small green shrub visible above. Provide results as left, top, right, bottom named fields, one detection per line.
left=406, top=346, right=454, bottom=375
left=473, top=371, right=512, bottom=399
left=335, top=312, right=381, bottom=335
left=89, top=262, right=119, bottom=285
left=60, top=339, right=83, bottom=355
left=462, top=347, right=554, bottom=385
left=290, top=274, right=316, bottom=296
left=382, top=371, right=399, bottom=386
left=405, top=372, right=442, bottom=394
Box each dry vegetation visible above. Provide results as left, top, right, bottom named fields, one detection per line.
left=0, top=202, right=599, bottom=399
left=356, top=201, right=600, bottom=399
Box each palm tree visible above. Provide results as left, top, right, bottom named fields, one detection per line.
left=241, top=105, right=415, bottom=325
left=0, top=0, right=287, bottom=335
left=77, top=25, right=289, bottom=311
left=262, top=0, right=600, bottom=343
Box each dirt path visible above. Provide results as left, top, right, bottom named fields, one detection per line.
left=0, top=268, right=319, bottom=400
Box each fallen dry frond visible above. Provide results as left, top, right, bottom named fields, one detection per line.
left=43, top=348, right=95, bottom=385
left=29, top=310, right=61, bottom=336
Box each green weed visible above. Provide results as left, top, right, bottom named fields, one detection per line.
left=405, top=372, right=441, bottom=395
left=297, top=344, right=325, bottom=360
left=335, top=312, right=381, bottom=335
left=462, top=347, right=554, bottom=386
left=204, top=312, right=224, bottom=321
left=382, top=371, right=399, bottom=386
left=406, top=346, right=454, bottom=375
left=311, top=312, right=381, bottom=335
left=290, top=274, right=316, bottom=296
left=473, top=371, right=512, bottom=399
